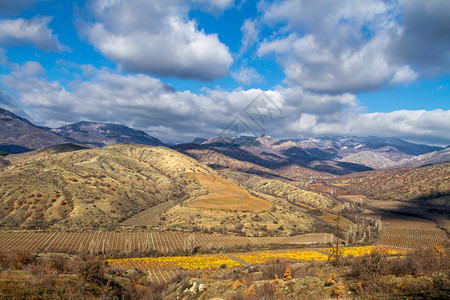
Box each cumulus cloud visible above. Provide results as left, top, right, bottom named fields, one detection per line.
left=0, top=16, right=67, bottom=51
left=79, top=0, right=233, bottom=81
left=3, top=61, right=449, bottom=145
left=257, top=0, right=450, bottom=93
left=231, top=66, right=262, bottom=85
left=392, top=0, right=450, bottom=76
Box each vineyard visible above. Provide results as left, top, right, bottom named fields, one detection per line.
left=0, top=231, right=333, bottom=254
left=379, top=227, right=448, bottom=249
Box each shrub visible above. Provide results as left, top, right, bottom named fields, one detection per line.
left=349, top=248, right=387, bottom=279
left=14, top=250, right=36, bottom=269
left=76, top=253, right=106, bottom=286
left=261, top=259, right=290, bottom=280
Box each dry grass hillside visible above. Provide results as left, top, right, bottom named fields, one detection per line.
left=219, top=169, right=334, bottom=209
left=0, top=143, right=216, bottom=230
left=184, top=173, right=272, bottom=211
left=0, top=143, right=315, bottom=235
left=174, top=145, right=269, bottom=171
left=329, top=162, right=450, bottom=202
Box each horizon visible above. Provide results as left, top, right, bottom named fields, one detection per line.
left=0, top=0, right=449, bottom=146
left=1, top=104, right=449, bottom=148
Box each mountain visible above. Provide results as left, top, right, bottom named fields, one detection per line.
left=0, top=107, right=72, bottom=153
left=0, top=107, right=165, bottom=153
left=192, top=137, right=208, bottom=144
left=339, top=151, right=399, bottom=169
left=51, top=121, right=164, bottom=147
left=396, top=147, right=450, bottom=168
left=191, top=135, right=372, bottom=175
left=294, top=136, right=441, bottom=159
left=282, top=136, right=443, bottom=169
left=172, top=143, right=329, bottom=182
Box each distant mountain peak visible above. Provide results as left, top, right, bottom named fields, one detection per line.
left=51, top=121, right=164, bottom=148
left=0, top=107, right=72, bottom=153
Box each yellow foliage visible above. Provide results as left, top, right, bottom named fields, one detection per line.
left=325, top=273, right=337, bottom=286
left=283, top=266, right=293, bottom=281
left=321, top=246, right=406, bottom=258
left=333, top=282, right=346, bottom=298
left=236, top=250, right=329, bottom=264
left=233, top=280, right=241, bottom=291
left=247, top=284, right=256, bottom=296
left=433, top=243, right=445, bottom=256
left=106, top=254, right=241, bottom=270
left=273, top=275, right=280, bottom=291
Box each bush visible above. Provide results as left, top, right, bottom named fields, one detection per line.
left=76, top=253, right=106, bottom=285
left=14, top=250, right=36, bottom=269
left=385, top=247, right=450, bottom=276
left=349, top=248, right=387, bottom=279
left=260, top=259, right=291, bottom=280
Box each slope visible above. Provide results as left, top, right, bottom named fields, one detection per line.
left=0, top=144, right=215, bottom=229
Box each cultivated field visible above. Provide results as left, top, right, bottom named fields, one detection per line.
left=0, top=231, right=333, bottom=254
left=185, top=173, right=272, bottom=211
left=379, top=227, right=448, bottom=249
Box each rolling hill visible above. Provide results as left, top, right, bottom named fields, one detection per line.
left=0, top=143, right=215, bottom=229
left=329, top=162, right=450, bottom=203
left=0, top=143, right=318, bottom=234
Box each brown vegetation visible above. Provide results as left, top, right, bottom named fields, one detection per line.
left=185, top=172, right=272, bottom=211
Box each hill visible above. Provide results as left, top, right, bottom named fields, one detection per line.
left=330, top=162, right=450, bottom=203
left=0, top=143, right=317, bottom=234
left=293, top=136, right=441, bottom=159
left=0, top=144, right=215, bottom=229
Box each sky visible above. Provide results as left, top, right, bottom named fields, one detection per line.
left=0, top=0, right=449, bottom=146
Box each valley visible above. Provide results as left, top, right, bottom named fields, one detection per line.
left=0, top=108, right=448, bottom=299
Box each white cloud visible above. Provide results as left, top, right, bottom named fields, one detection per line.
left=257, top=0, right=450, bottom=93
left=390, top=66, right=418, bottom=85
left=240, top=19, right=259, bottom=55
left=0, top=17, right=67, bottom=52
left=191, top=0, right=235, bottom=12
left=3, top=61, right=449, bottom=146
left=80, top=0, right=233, bottom=81
left=231, top=66, right=262, bottom=85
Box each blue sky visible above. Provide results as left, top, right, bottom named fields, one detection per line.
left=0, top=0, right=449, bottom=145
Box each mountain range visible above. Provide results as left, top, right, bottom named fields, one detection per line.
left=0, top=108, right=163, bottom=153
left=0, top=107, right=448, bottom=171
left=177, top=134, right=446, bottom=174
